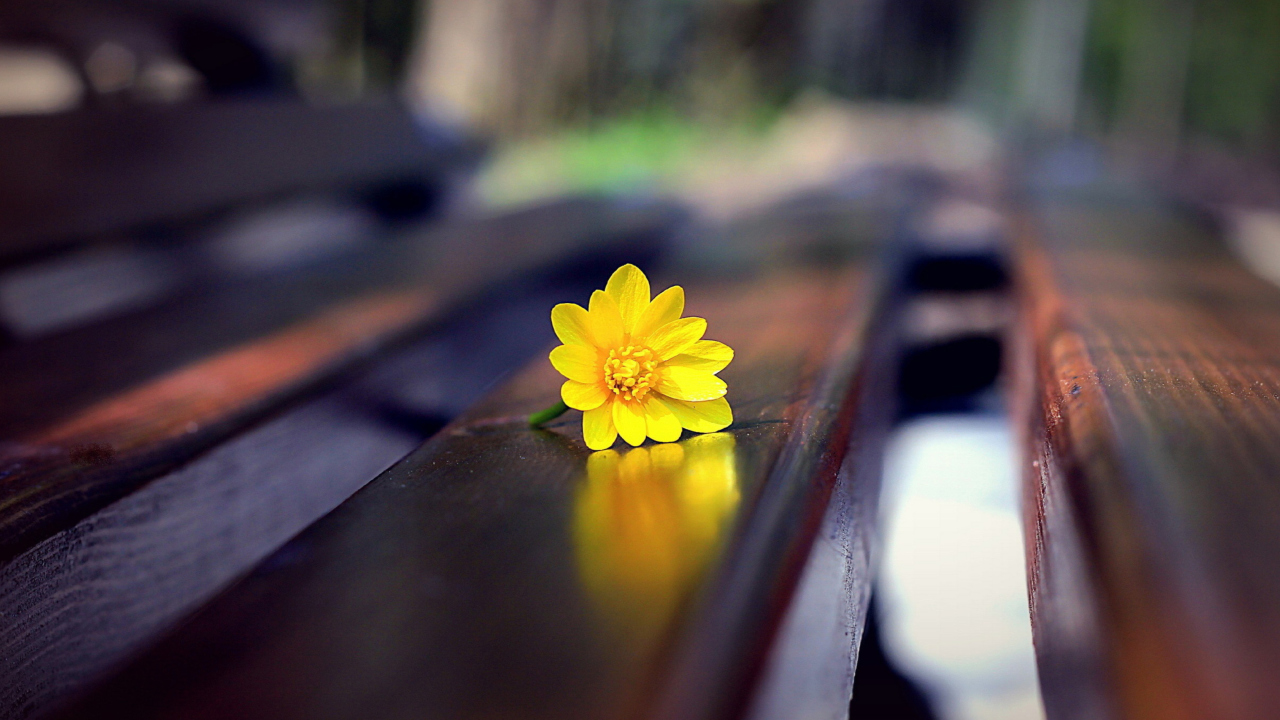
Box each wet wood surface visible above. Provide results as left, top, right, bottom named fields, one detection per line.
left=0, top=281, right=594, bottom=720
left=49, top=220, right=890, bottom=719
left=1014, top=196, right=1280, bottom=720
left=0, top=198, right=676, bottom=567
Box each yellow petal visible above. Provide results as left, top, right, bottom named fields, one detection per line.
left=563, top=380, right=609, bottom=411
left=643, top=396, right=682, bottom=443
left=667, top=340, right=734, bottom=374
left=656, top=366, right=727, bottom=401
left=648, top=317, right=707, bottom=360
left=613, top=398, right=647, bottom=446
left=551, top=303, right=594, bottom=347
left=583, top=404, right=618, bottom=450
left=605, top=264, right=650, bottom=335
left=550, top=345, right=600, bottom=383
left=632, top=285, right=684, bottom=340
left=588, top=290, right=624, bottom=349
left=663, top=397, right=732, bottom=433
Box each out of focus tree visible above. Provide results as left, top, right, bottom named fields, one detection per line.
left=959, top=0, right=1280, bottom=165
left=391, top=0, right=1280, bottom=168
left=1080, top=0, right=1280, bottom=160
left=405, top=0, right=975, bottom=137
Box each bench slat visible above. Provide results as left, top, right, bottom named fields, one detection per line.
left=0, top=101, right=474, bottom=263
left=0, top=279, right=603, bottom=719
left=1015, top=197, right=1280, bottom=719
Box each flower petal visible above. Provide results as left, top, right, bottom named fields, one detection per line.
left=583, top=404, right=618, bottom=450
left=605, top=264, right=650, bottom=335
left=643, top=396, right=682, bottom=443
left=656, top=366, right=727, bottom=401
left=648, top=317, right=707, bottom=360
left=563, top=380, right=608, bottom=411
left=550, top=345, right=600, bottom=383
left=551, top=303, right=594, bottom=347
left=612, top=398, right=647, bottom=446
left=663, top=396, right=732, bottom=433
left=588, top=290, right=624, bottom=349
left=632, top=285, right=684, bottom=340
left=668, top=340, right=734, bottom=374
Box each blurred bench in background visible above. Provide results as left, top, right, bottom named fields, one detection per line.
left=0, top=100, right=478, bottom=262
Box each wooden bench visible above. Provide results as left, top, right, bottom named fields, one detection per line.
left=0, top=99, right=690, bottom=718
left=29, top=192, right=897, bottom=720
left=1014, top=191, right=1280, bottom=719
left=0, top=100, right=479, bottom=263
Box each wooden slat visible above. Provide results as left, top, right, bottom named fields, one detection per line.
left=50, top=208, right=890, bottom=720
left=741, top=299, right=895, bottom=720
left=0, top=100, right=476, bottom=262
left=1014, top=195, right=1280, bottom=720
left=0, top=279, right=599, bottom=720
left=0, top=198, right=677, bottom=567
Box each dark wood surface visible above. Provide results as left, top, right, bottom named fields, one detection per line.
left=48, top=218, right=890, bottom=720
left=0, top=100, right=474, bottom=263
left=0, top=281, right=596, bottom=720
left=1014, top=195, right=1280, bottom=720
left=0, top=198, right=677, bottom=568
left=742, top=293, right=895, bottom=720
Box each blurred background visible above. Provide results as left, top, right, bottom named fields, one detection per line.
left=2, top=1, right=1279, bottom=719
left=4, top=0, right=1280, bottom=205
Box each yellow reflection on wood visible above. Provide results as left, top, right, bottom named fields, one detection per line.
left=573, top=433, right=740, bottom=639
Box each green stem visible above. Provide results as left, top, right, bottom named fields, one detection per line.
left=528, top=400, right=570, bottom=427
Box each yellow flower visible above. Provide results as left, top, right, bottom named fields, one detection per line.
left=550, top=264, right=733, bottom=450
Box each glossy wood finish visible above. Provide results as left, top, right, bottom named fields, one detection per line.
left=52, top=249, right=889, bottom=719
left=1014, top=196, right=1280, bottom=720
left=0, top=198, right=676, bottom=567
left=0, top=283, right=590, bottom=720
left=743, top=309, right=894, bottom=720
left=0, top=100, right=474, bottom=262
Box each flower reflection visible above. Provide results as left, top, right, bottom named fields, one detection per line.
left=573, top=433, right=740, bottom=637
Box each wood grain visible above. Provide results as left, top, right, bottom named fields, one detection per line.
left=50, top=254, right=888, bottom=720
left=741, top=304, right=894, bottom=720
left=0, top=283, right=589, bottom=720
left=0, top=198, right=677, bottom=567
left=1014, top=196, right=1280, bottom=720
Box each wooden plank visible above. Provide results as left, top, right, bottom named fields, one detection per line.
left=50, top=207, right=890, bottom=720
left=1013, top=195, right=1280, bottom=720
left=0, top=198, right=677, bottom=567
left=0, top=100, right=476, bottom=262
left=741, top=312, right=895, bottom=720
left=0, top=279, right=599, bottom=720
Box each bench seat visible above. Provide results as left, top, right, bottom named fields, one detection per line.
left=44, top=198, right=895, bottom=720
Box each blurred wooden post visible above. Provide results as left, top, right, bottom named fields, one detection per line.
left=1013, top=0, right=1092, bottom=135
left=406, top=0, right=509, bottom=127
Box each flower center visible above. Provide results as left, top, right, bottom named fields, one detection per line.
left=603, top=345, right=657, bottom=402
